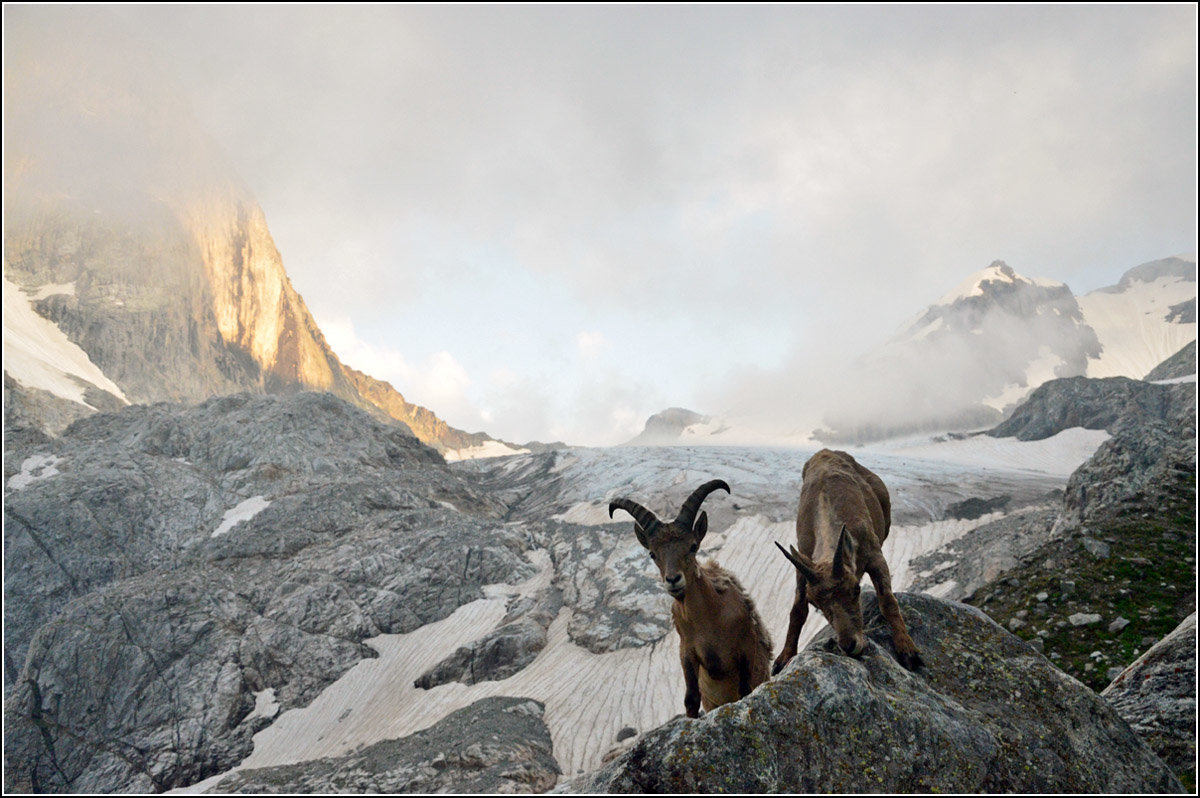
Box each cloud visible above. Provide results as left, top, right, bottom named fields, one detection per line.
left=576, top=331, right=608, bottom=358
left=8, top=6, right=1194, bottom=446
left=321, top=318, right=483, bottom=431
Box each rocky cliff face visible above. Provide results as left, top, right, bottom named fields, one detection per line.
left=987, top=375, right=1193, bottom=441
left=2, top=14, right=496, bottom=455
left=2, top=392, right=529, bottom=793
left=577, top=592, right=1182, bottom=793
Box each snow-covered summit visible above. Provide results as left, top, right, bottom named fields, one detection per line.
left=934, top=260, right=1066, bottom=308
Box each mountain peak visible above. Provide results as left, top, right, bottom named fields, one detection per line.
left=935, top=260, right=1063, bottom=308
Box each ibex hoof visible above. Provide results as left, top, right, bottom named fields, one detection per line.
left=771, top=655, right=792, bottom=676
left=897, top=648, right=924, bottom=671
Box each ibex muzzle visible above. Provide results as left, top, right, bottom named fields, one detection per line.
left=609, top=479, right=729, bottom=600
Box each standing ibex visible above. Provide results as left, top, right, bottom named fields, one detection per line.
left=610, top=480, right=773, bottom=718
left=772, top=449, right=923, bottom=673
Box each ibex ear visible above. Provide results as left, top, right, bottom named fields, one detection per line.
left=693, top=511, right=708, bottom=542
left=634, top=524, right=651, bottom=550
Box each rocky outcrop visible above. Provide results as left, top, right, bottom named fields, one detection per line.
left=209, top=697, right=560, bottom=793
left=578, top=592, right=1182, bottom=793
left=988, top=376, right=1193, bottom=441
left=1056, top=384, right=1195, bottom=534
left=1102, top=613, right=1196, bottom=783
left=3, top=392, right=535, bottom=793
left=624, top=408, right=715, bottom=446
left=1145, top=340, right=1197, bottom=381
left=415, top=588, right=563, bottom=689
left=546, top=521, right=674, bottom=654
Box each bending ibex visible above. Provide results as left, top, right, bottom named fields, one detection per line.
left=610, top=480, right=772, bottom=718
left=772, top=449, right=923, bottom=673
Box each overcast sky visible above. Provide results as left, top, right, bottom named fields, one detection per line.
left=9, top=5, right=1199, bottom=446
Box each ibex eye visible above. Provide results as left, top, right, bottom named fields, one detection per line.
left=689, top=544, right=698, bottom=553
left=649, top=552, right=657, bottom=561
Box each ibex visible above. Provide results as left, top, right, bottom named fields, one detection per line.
left=772, top=449, right=923, bottom=673
left=610, top=480, right=773, bottom=718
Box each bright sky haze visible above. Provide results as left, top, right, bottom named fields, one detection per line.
left=6, top=5, right=1198, bottom=446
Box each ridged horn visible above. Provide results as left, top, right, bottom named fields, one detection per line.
left=608, top=498, right=662, bottom=537
left=675, top=479, right=730, bottom=529
left=832, top=524, right=854, bottom=575
left=775, top=541, right=818, bottom=584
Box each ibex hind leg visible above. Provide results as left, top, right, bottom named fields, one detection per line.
left=866, top=558, right=923, bottom=671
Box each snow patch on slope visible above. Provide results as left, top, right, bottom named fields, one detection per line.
left=6, top=454, right=65, bottom=492
left=870, top=427, right=1111, bottom=477
left=211, top=496, right=271, bottom=538
left=442, top=440, right=530, bottom=462
left=3, top=273, right=129, bottom=408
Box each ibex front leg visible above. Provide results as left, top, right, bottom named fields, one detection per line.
left=771, top=573, right=809, bottom=675
left=864, top=555, right=923, bottom=671
left=681, top=648, right=702, bottom=718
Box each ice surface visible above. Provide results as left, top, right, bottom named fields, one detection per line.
left=180, top=433, right=1107, bottom=790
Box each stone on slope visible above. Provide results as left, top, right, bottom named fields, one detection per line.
left=578, top=592, right=1182, bottom=793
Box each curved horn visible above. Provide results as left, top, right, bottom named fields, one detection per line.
left=609, top=498, right=662, bottom=537
left=775, top=541, right=818, bottom=583
left=675, top=479, right=730, bottom=529
left=832, top=524, right=855, bottom=575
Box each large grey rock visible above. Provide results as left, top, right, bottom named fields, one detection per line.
left=578, top=592, right=1182, bottom=793
left=1102, top=613, right=1196, bottom=782
left=209, top=696, right=560, bottom=793
left=3, top=392, right=534, bottom=794
left=1057, top=410, right=1195, bottom=534
left=988, top=376, right=1193, bottom=441
left=415, top=588, right=563, bottom=689
left=1145, top=340, right=1197, bottom=382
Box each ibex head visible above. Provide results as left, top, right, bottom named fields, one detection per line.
left=775, top=525, right=866, bottom=657
left=609, top=479, right=730, bottom=601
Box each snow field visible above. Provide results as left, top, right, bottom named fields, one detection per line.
left=1079, top=276, right=1197, bottom=380
left=3, top=273, right=129, bottom=408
